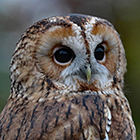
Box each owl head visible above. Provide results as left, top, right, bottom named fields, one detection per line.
left=10, top=14, right=126, bottom=96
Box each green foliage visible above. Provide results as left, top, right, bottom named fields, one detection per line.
left=0, top=72, right=10, bottom=112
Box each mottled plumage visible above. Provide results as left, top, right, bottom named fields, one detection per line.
left=0, top=14, right=136, bottom=140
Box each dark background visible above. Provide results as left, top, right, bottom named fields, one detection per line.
left=0, top=0, right=140, bottom=138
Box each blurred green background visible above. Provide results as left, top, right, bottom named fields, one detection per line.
left=0, top=0, right=140, bottom=138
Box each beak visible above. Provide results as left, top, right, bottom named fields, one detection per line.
left=85, top=64, right=91, bottom=82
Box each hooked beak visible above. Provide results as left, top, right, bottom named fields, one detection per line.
left=85, top=64, right=91, bottom=82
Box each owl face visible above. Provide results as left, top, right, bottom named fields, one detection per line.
left=11, top=14, right=126, bottom=93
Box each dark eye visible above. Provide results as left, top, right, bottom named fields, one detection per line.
left=94, top=44, right=105, bottom=61
left=53, top=47, right=75, bottom=65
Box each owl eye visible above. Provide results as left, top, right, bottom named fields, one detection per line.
left=53, top=46, right=75, bottom=65
left=94, top=44, right=105, bottom=61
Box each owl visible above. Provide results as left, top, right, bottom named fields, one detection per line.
left=0, top=14, right=136, bottom=140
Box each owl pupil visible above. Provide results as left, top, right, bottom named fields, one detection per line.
left=94, top=44, right=105, bottom=61
left=54, top=47, right=74, bottom=63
